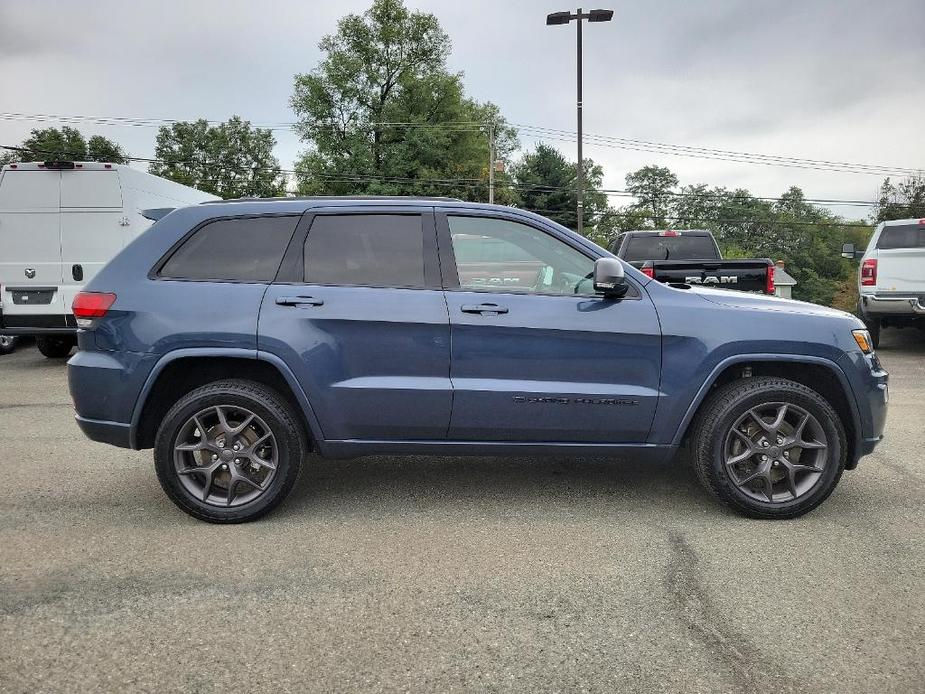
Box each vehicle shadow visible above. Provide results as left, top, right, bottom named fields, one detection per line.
left=877, top=326, right=925, bottom=354
left=277, top=451, right=722, bottom=520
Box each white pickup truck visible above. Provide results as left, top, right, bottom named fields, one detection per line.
left=844, top=218, right=925, bottom=347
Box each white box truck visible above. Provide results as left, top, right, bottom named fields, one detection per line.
left=0, top=161, right=218, bottom=357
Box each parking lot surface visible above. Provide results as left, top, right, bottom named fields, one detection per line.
left=1, top=330, right=923, bottom=693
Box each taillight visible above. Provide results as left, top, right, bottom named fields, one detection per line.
left=641, top=266, right=655, bottom=279
left=72, top=291, right=116, bottom=327
left=766, top=264, right=775, bottom=295
left=860, top=259, right=877, bottom=286
left=659, top=230, right=679, bottom=237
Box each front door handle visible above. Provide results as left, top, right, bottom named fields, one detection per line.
left=276, top=295, right=324, bottom=307
left=461, top=303, right=509, bottom=315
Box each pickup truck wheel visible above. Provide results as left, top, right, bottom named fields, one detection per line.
left=857, top=302, right=881, bottom=348
left=691, top=377, right=846, bottom=519
left=35, top=335, right=76, bottom=358
left=154, top=379, right=305, bottom=523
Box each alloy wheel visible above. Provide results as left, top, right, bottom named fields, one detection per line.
left=173, top=405, right=278, bottom=507
left=723, top=402, right=829, bottom=504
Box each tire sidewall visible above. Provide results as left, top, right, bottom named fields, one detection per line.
left=705, top=384, right=845, bottom=516
left=154, top=385, right=302, bottom=522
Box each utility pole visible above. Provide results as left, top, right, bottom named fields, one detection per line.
left=488, top=123, right=495, bottom=204
left=546, top=8, right=613, bottom=235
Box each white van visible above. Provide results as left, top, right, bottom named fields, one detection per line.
left=0, top=161, right=217, bottom=357
left=844, top=218, right=925, bottom=347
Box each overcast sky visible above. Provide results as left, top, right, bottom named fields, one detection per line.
left=1, top=0, right=923, bottom=219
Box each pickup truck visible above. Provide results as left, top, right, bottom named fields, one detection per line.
left=68, top=198, right=887, bottom=523
left=844, top=218, right=925, bottom=347
left=609, top=230, right=775, bottom=294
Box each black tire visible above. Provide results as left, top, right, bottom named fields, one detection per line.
left=35, top=335, right=75, bottom=359
left=0, top=335, right=18, bottom=355
left=154, top=379, right=306, bottom=523
left=864, top=317, right=881, bottom=349
left=857, top=303, right=881, bottom=349
left=691, top=377, right=847, bottom=519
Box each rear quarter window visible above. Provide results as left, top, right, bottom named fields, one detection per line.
left=159, top=215, right=298, bottom=282
left=876, top=225, right=925, bottom=249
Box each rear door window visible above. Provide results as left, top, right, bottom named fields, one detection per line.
left=622, top=235, right=718, bottom=261
left=60, top=171, right=123, bottom=207
left=303, top=214, right=425, bottom=287
left=160, top=216, right=298, bottom=281
left=0, top=171, right=59, bottom=208
left=876, top=225, right=925, bottom=249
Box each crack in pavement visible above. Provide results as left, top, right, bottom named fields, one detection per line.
left=664, top=529, right=800, bottom=694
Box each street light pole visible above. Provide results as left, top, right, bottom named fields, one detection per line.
left=576, top=10, right=583, bottom=235
left=546, top=8, right=613, bottom=236
left=488, top=123, right=495, bottom=204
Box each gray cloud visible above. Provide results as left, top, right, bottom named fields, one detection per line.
left=1, top=0, right=922, bottom=212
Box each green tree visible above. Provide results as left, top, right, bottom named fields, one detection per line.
left=624, top=165, right=679, bottom=228
left=5, top=126, right=128, bottom=164
left=149, top=116, right=286, bottom=198
left=290, top=0, right=517, bottom=201
left=510, top=143, right=608, bottom=238
left=875, top=175, right=925, bottom=221
left=610, top=165, right=863, bottom=306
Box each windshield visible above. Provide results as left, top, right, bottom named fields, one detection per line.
left=623, top=235, right=718, bottom=261
left=876, top=224, right=925, bottom=249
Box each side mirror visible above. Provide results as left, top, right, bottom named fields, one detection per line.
left=841, top=243, right=856, bottom=259
left=593, top=257, right=628, bottom=298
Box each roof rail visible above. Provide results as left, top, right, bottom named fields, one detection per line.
left=202, top=195, right=464, bottom=204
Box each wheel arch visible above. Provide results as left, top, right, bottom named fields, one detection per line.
left=131, top=348, right=325, bottom=451
left=673, top=354, right=862, bottom=469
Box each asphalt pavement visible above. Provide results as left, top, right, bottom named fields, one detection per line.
left=1, top=329, right=922, bottom=693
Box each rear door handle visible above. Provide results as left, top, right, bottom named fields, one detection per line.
left=275, top=295, right=324, bottom=307
left=461, top=303, right=509, bottom=315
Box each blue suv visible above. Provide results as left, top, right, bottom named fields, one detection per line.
left=68, top=198, right=888, bottom=522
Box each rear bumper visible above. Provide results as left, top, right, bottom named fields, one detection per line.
left=75, top=415, right=133, bottom=448
left=0, top=311, right=77, bottom=335
left=68, top=348, right=157, bottom=449
left=860, top=294, right=925, bottom=316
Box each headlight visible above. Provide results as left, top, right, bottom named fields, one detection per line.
left=852, top=329, right=874, bottom=354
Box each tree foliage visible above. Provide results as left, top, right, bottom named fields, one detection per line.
left=875, top=175, right=925, bottom=222
left=290, top=0, right=517, bottom=201
left=148, top=116, right=286, bottom=198
left=597, top=166, right=872, bottom=306
left=2, top=126, right=128, bottom=164
left=510, top=143, right=608, bottom=240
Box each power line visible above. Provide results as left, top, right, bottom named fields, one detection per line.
left=1, top=144, right=891, bottom=213
left=3, top=143, right=882, bottom=229
left=2, top=111, right=920, bottom=177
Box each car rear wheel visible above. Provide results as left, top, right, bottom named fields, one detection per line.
left=35, top=335, right=76, bottom=358
left=154, top=379, right=305, bottom=523
left=691, top=377, right=846, bottom=519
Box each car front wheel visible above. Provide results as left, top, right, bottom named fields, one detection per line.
left=154, top=379, right=305, bottom=523
left=691, top=377, right=846, bottom=519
